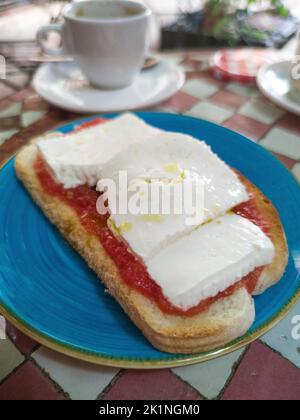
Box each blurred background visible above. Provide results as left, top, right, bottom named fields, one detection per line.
left=1, top=1, right=300, bottom=48
left=0, top=0, right=299, bottom=89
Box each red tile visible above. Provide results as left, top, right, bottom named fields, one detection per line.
left=277, top=113, right=300, bottom=135
left=9, top=87, right=36, bottom=103
left=0, top=136, right=23, bottom=153
left=223, top=114, right=271, bottom=141
left=162, top=91, right=199, bottom=113
left=210, top=90, right=247, bottom=109
left=6, top=322, right=39, bottom=356
left=222, top=342, right=300, bottom=400
left=23, top=94, right=49, bottom=112
left=272, top=152, right=297, bottom=169
left=0, top=149, right=9, bottom=163
left=186, top=70, right=208, bottom=80
left=0, top=116, right=20, bottom=130
left=103, top=370, right=202, bottom=400
left=0, top=362, right=66, bottom=400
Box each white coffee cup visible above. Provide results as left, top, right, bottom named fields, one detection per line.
left=37, top=1, right=151, bottom=89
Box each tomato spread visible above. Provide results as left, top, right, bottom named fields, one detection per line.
left=34, top=119, right=267, bottom=317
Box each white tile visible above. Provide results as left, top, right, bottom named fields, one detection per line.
left=262, top=299, right=300, bottom=368
left=173, top=348, right=245, bottom=399
left=21, top=111, right=46, bottom=128
left=226, top=82, right=260, bottom=97
left=182, top=79, right=219, bottom=100
left=292, top=163, right=300, bottom=183
left=260, top=127, right=300, bottom=160
left=168, top=55, right=184, bottom=65
left=33, top=347, right=119, bottom=400
left=239, top=99, right=285, bottom=125
left=0, top=339, right=24, bottom=382
left=0, top=102, right=21, bottom=118
left=186, top=101, right=234, bottom=124
left=0, top=129, right=18, bottom=146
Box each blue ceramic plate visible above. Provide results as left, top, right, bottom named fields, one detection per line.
left=0, top=113, right=299, bottom=368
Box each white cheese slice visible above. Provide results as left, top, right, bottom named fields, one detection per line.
left=99, top=132, right=249, bottom=260
left=38, top=113, right=161, bottom=188
left=146, top=213, right=275, bottom=310
left=103, top=174, right=205, bottom=260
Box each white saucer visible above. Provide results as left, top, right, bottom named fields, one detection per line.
left=33, top=60, right=185, bottom=114
left=257, top=60, right=300, bottom=116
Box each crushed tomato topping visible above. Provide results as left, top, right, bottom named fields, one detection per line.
left=34, top=119, right=268, bottom=317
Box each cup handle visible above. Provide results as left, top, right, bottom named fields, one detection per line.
left=37, top=24, right=64, bottom=57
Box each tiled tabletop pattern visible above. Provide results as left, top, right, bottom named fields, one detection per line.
left=0, top=51, right=299, bottom=400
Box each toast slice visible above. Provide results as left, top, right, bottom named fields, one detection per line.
left=15, top=137, right=288, bottom=354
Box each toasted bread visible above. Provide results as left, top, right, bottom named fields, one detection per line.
left=14, top=137, right=288, bottom=354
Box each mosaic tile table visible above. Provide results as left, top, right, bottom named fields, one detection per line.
left=0, top=51, right=300, bottom=400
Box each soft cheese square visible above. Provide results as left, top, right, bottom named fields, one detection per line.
left=38, top=113, right=161, bottom=188
left=100, top=132, right=249, bottom=260
left=147, top=213, right=274, bottom=309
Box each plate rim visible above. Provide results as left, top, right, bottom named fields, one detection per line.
left=1, top=285, right=300, bottom=369
left=32, top=60, right=186, bottom=114
left=1, top=112, right=300, bottom=369
left=257, top=60, right=300, bottom=117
